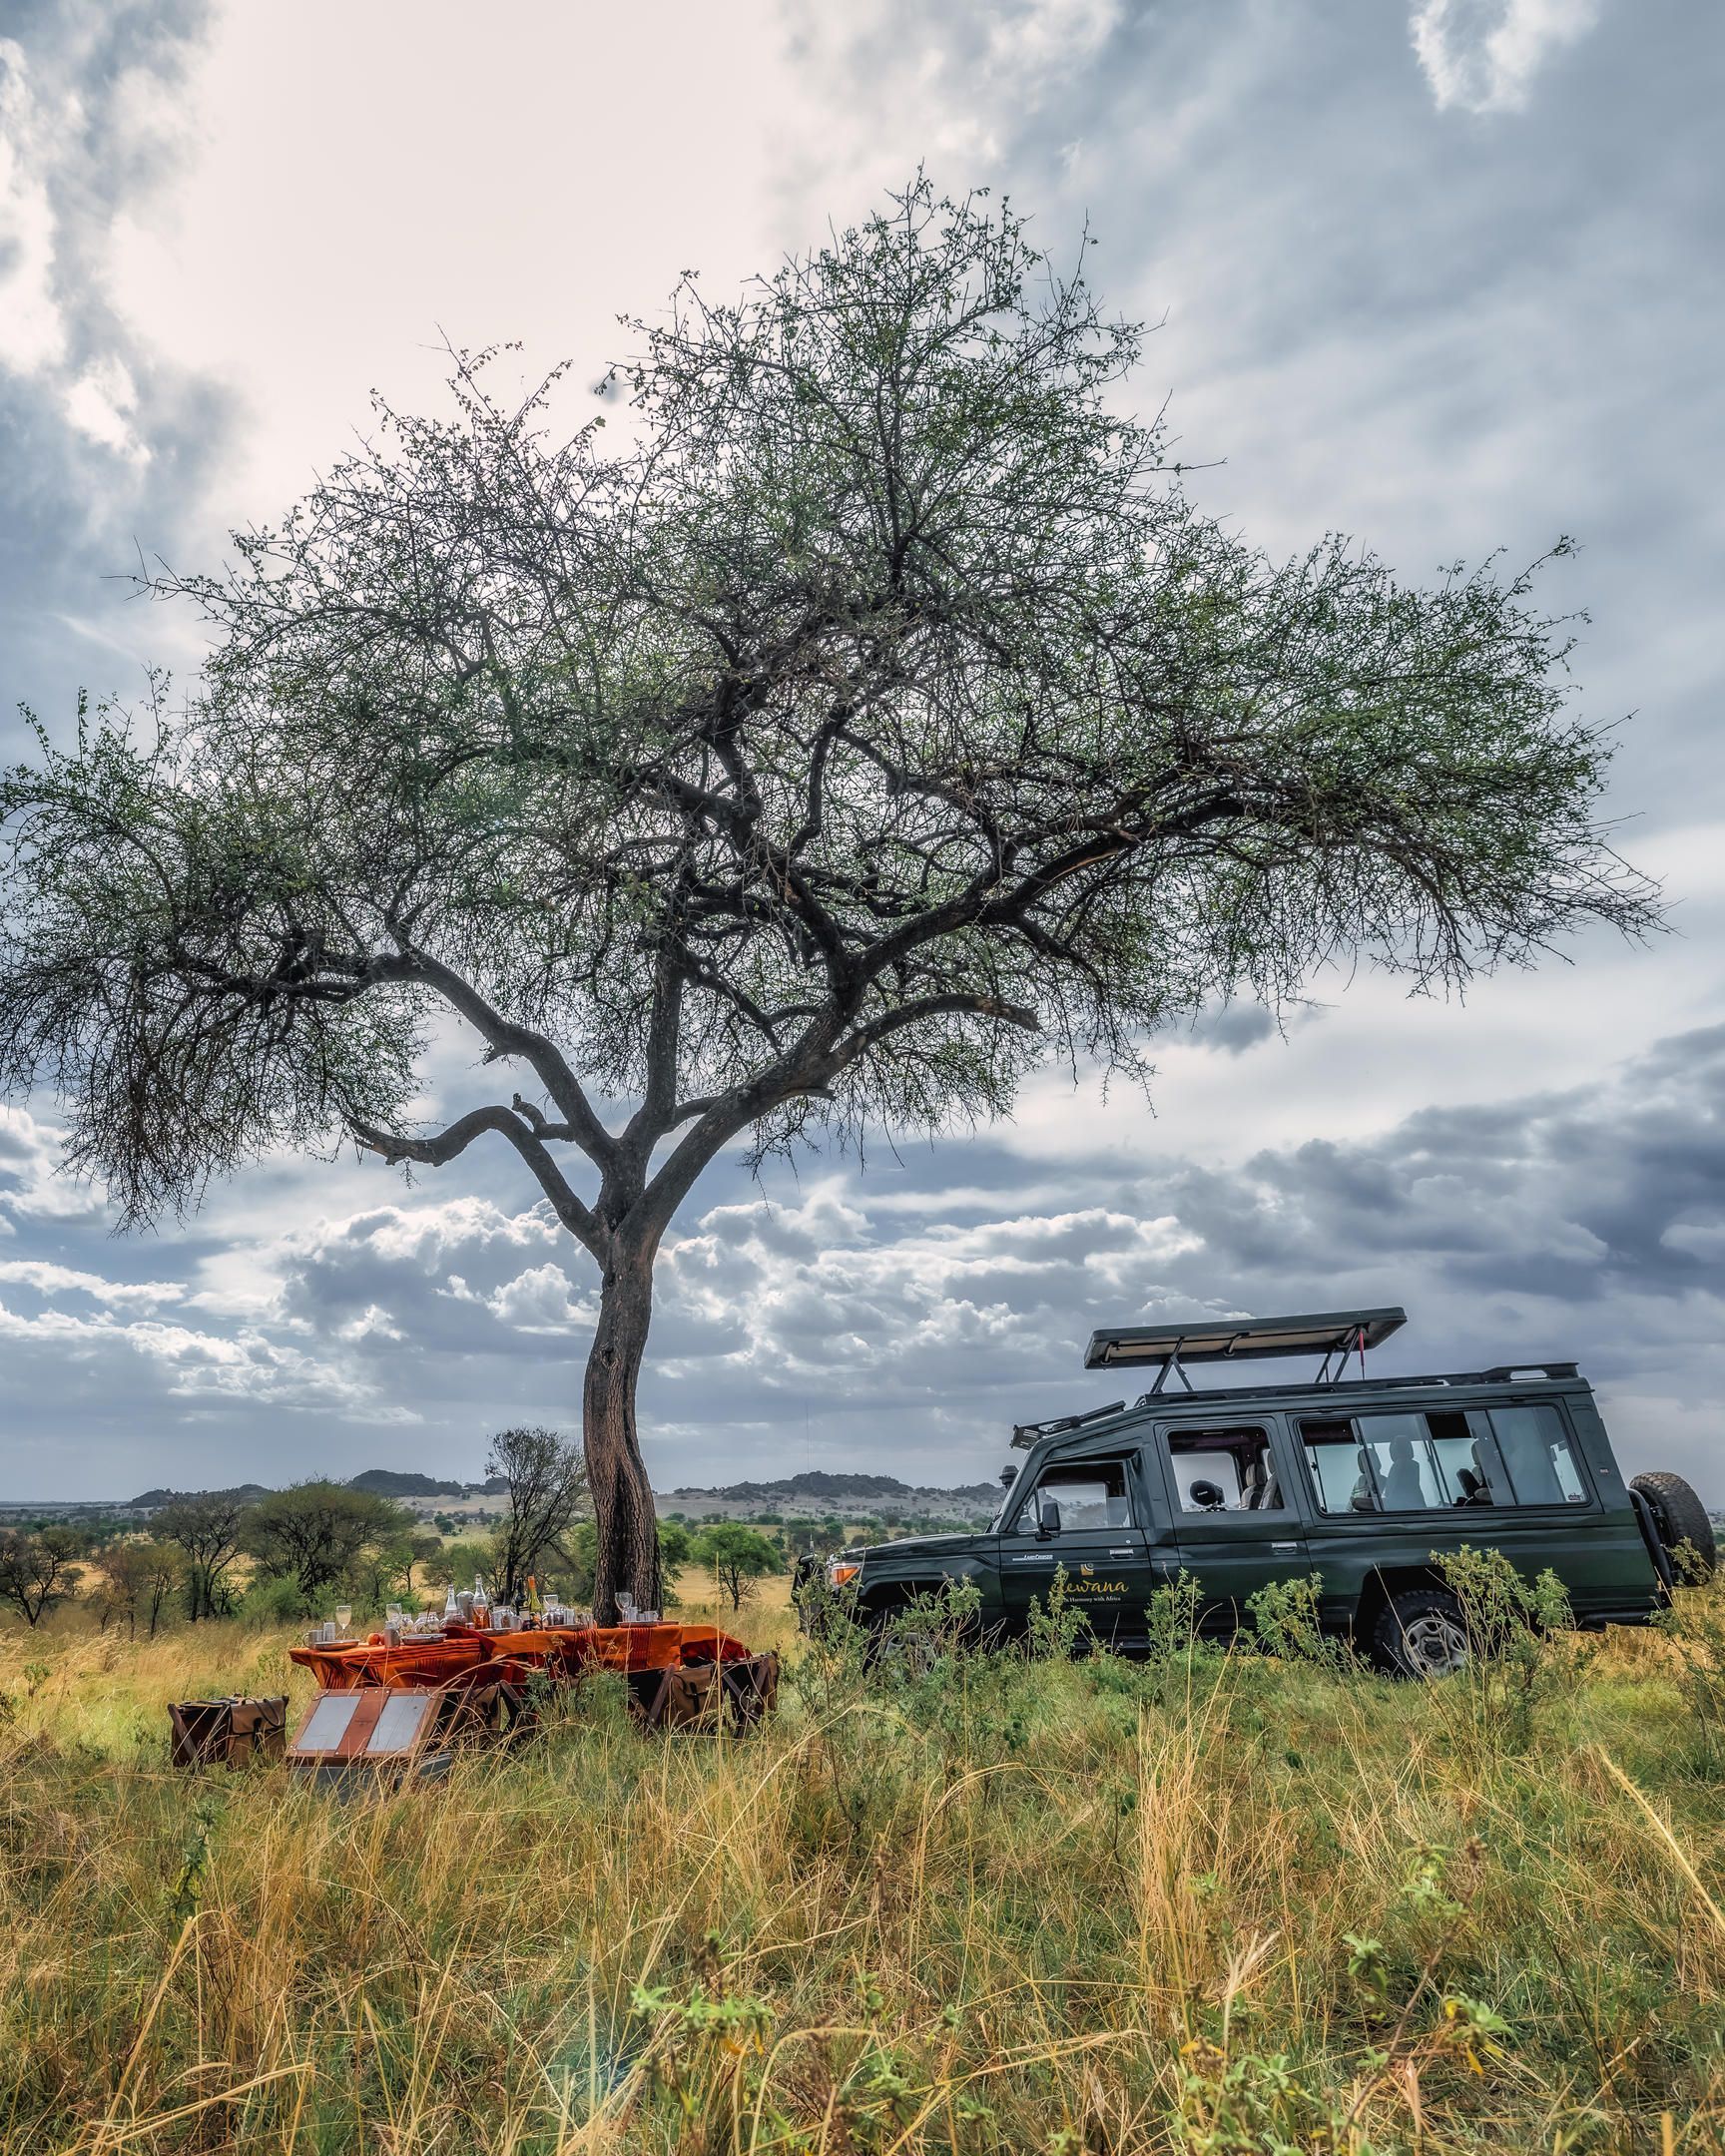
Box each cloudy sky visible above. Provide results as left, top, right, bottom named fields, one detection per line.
left=2, top=0, right=1722, bottom=1503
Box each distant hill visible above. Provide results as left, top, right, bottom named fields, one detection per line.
left=122, top=1466, right=999, bottom=1523
left=672, top=1471, right=997, bottom=1503
left=129, top=1483, right=274, bottom=1510
left=132, top=1470, right=468, bottom=1508
left=659, top=1470, right=998, bottom=1522
left=347, top=1468, right=468, bottom=1498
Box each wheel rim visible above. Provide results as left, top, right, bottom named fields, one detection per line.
left=873, top=1627, right=939, bottom=1674
left=1401, top=1610, right=1468, bottom=1676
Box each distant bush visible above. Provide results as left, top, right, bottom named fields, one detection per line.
left=237, top=1572, right=311, bottom=1627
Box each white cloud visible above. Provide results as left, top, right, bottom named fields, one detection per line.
left=986, top=0, right=1122, bottom=80
left=0, top=40, right=66, bottom=374
left=1410, top=0, right=1602, bottom=115
left=62, top=353, right=149, bottom=460
left=0, top=1105, right=101, bottom=1226
left=0, top=43, right=151, bottom=459
left=0, top=1291, right=404, bottom=1417
left=484, top=1263, right=595, bottom=1333
left=0, top=1259, right=182, bottom=1309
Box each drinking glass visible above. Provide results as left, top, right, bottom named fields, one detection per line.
left=333, top=1602, right=352, bottom=1639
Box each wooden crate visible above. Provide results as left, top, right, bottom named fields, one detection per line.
left=168, top=1695, right=288, bottom=1770
left=285, top=1680, right=538, bottom=1787
left=632, top=1652, right=780, bottom=1733
left=286, top=1687, right=444, bottom=1787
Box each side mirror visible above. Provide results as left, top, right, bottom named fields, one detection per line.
left=1036, top=1498, right=1062, bottom=1540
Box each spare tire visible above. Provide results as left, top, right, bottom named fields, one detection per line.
left=1630, top=1471, right=1717, bottom=1580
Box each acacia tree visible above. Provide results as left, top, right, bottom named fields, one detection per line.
left=153, top=1491, right=247, bottom=1621
left=486, top=1425, right=587, bottom=1604
left=243, top=1483, right=410, bottom=1608
left=0, top=1528, right=84, bottom=1627
left=0, top=182, right=1657, bottom=1619
left=693, top=1523, right=783, bottom=1612
left=94, top=1538, right=183, bottom=1638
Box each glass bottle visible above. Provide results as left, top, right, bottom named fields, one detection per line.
left=472, top=1571, right=490, bottom=1631
left=444, top=1579, right=460, bottom=1623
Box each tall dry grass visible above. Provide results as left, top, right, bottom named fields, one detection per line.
left=1, top=1585, right=1722, bottom=2154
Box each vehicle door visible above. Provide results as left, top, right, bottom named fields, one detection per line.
left=1149, top=1417, right=1314, bottom=1637
left=998, top=1451, right=1161, bottom=1647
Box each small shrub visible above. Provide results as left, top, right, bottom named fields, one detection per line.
left=1025, top=1564, right=1093, bottom=1660
left=878, top=1574, right=984, bottom=1673
left=1145, top=1567, right=1204, bottom=1662
left=1245, top=1571, right=1354, bottom=1672
left=237, top=1573, right=311, bottom=1627
left=1656, top=1566, right=1725, bottom=1770
left=1433, top=1545, right=1574, bottom=1753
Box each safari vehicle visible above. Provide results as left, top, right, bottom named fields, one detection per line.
left=817, top=1309, right=1717, bottom=1676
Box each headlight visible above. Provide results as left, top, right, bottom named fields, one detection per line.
left=828, top=1559, right=861, bottom=1588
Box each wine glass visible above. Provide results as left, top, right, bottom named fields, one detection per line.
left=333, top=1602, right=352, bottom=1639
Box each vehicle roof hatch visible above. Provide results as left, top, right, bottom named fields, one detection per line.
left=1083, top=1308, right=1407, bottom=1392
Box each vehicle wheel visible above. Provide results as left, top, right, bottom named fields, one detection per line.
left=1630, top=1471, right=1718, bottom=1580
left=863, top=1621, right=941, bottom=1677
left=1373, top=1589, right=1470, bottom=1679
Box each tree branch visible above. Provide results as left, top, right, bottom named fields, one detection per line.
left=346, top=1102, right=605, bottom=1256
left=381, top=948, right=620, bottom=1171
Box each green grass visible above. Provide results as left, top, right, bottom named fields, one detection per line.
left=1, top=1587, right=1721, bottom=2153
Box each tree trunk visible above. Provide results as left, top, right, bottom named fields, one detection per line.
left=583, top=1241, right=662, bottom=1624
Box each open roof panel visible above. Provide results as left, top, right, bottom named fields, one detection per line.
left=1083, top=1308, right=1406, bottom=1371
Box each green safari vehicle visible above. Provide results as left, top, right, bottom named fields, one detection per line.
left=815, top=1309, right=1717, bottom=1676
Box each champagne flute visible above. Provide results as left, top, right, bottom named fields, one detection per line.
left=333, top=1602, right=352, bottom=1639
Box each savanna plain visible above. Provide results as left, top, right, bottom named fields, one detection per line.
left=3, top=1572, right=1723, bottom=2156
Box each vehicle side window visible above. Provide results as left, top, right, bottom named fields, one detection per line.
left=1300, top=1418, right=1375, bottom=1513
left=1426, top=1410, right=1509, bottom=1507
left=1357, top=1413, right=1447, bottom=1510
left=1488, top=1403, right=1590, bottom=1505
left=1021, top=1460, right=1132, bottom=1533
left=1163, top=1427, right=1284, bottom=1512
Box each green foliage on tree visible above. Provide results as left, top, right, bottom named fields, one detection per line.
left=0, top=1527, right=86, bottom=1627
left=656, top=1518, right=694, bottom=1575
left=565, top=1516, right=691, bottom=1608
left=92, top=1537, right=183, bottom=1639
left=152, top=1492, right=247, bottom=1622
left=486, top=1426, right=588, bottom=1604
left=242, top=1482, right=411, bottom=1608
left=692, top=1524, right=783, bottom=1612
left=0, top=179, right=1658, bottom=1619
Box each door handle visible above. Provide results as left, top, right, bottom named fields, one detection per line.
left=1108, top=1548, right=1134, bottom=1557
left=1272, top=1542, right=1299, bottom=1554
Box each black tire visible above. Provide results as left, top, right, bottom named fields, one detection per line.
left=862, top=1618, right=941, bottom=1677
left=1372, top=1588, right=1471, bottom=1679
left=1630, top=1471, right=1717, bottom=1580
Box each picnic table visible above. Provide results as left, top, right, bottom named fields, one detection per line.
left=282, top=1619, right=778, bottom=1774
left=288, top=1620, right=757, bottom=1693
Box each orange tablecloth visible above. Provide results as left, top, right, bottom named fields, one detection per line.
left=288, top=1622, right=753, bottom=1692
